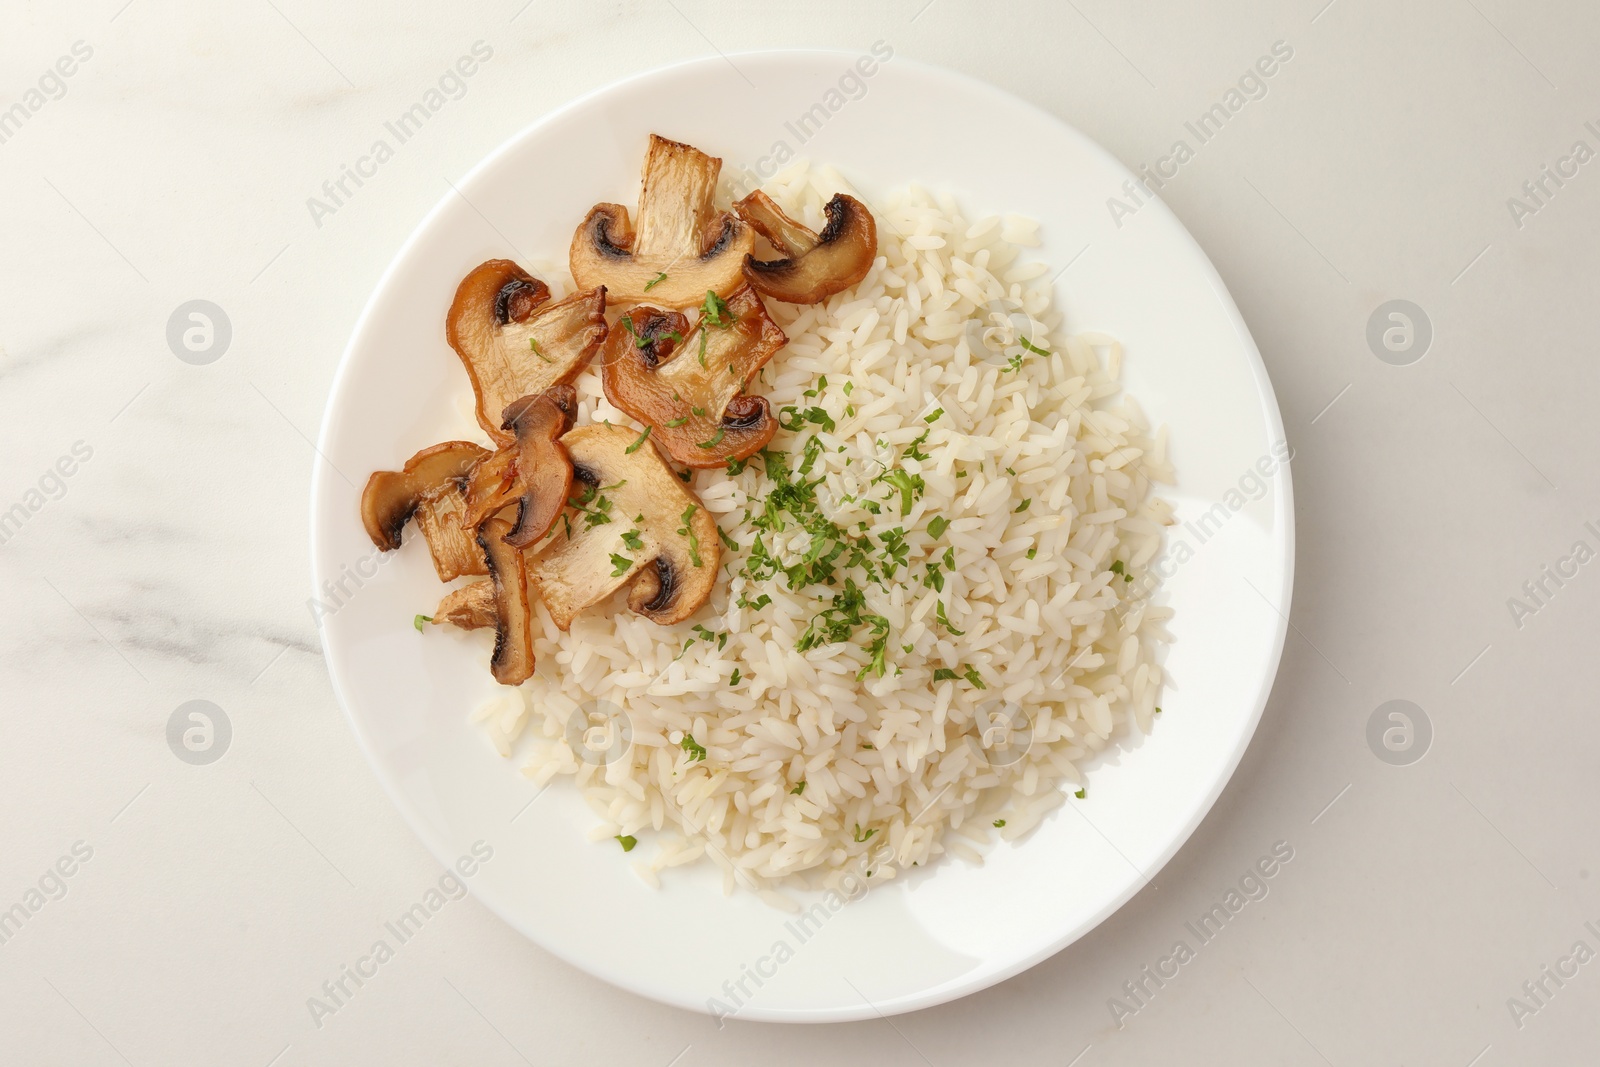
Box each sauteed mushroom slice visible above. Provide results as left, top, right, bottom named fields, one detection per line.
left=479, top=516, right=534, bottom=685
left=570, top=135, right=754, bottom=307
left=431, top=581, right=496, bottom=631
left=361, top=441, right=488, bottom=577
left=446, top=259, right=606, bottom=443
left=459, top=386, right=578, bottom=547
left=600, top=288, right=786, bottom=468
left=735, top=191, right=877, bottom=304
left=412, top=478, right=487, bottom=582
left=528, top=424, right=719, bottom=630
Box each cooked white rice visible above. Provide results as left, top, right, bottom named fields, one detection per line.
left=479, top=162, right=1175, bottom=900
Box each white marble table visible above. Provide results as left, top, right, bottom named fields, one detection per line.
left=3, top=1, right=1597, bottom=1063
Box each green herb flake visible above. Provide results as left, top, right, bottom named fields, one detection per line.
left=624, top=426, right=652, bottom=453
left=666, top=416, right=689, bottom=428
left=528, top=337, right=552, bottom=363
left=924, top=407, right=944, bottom=424
left=927, top=516, right=950, bottom=539
left=702, top=289, right=733, bottom=328
left=697, top=426, right=727, bottom=450
left=993, top=819, right=1006, bottom=828
left=609, top=553, right=633, bottom=577
left=1020, top=336, right=1052, bottom=357
left=413, top=614, right=432, bottom=632
left=678, top=505, right=703, bottom=567
left=680, top=734, right=708, bottom=761
left=1109, top=560, right=1125, bottom=575
left=791, top=781, right=806, bottom=795
left=933, top=668, right=958, bottom=681
left=1075, top=788, right=1087, bottom=799
left=1014, top=499, right=1031, bottom=513
left=729, top=668, right=741, bottom=686
left=962, top=665, right=986, bottom=689
left=621, top=529, right=644, bottom=551
left=935, top=601, right=964, bottom=635
left=616, top=834, right=637, bottom=852
left=842, top=381, right=854, bottom=396
left=1026, top=547, right=1037, bottom=560
left=852, top=824, right=877, bottom=843
left=644, top=271, right=668, bottom=291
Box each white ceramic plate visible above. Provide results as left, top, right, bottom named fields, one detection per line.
left=311, top=50, right=1293, bottom=1022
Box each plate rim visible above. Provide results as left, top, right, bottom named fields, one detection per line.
left=310, top=47, right=1295, bottom=1022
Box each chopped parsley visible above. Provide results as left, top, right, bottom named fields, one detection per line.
left=621, top=529, right=644, bottom=551
left=852, top=825, right=877, bottom=843
left=413, top=614, right=432, bottom=632
left=1020, top=336, right=1051, bottom=357
left=933, top=668, right=958, bottom=681
left=791, top=781, right=806, bottom=795
left=692, top=624, right=728, bottom=651
left=993, top=819, right=1006, bottom=828
left=697, top=426, right=726, bottom=449
left=726, top=456, right=749, bottom=476
left=644, top=271, right=668, bottom=291
left=624, top=426, right=652, bottom=453
left=666, top=416, right=689, bottom=428
left=702, top=289, right=733, bottom=327
left=1075, top=788, right=1087, bottom=799
left=927, top=516, right=950, bottom=540
left=691, top=405, right=707, bottom=417
left=935, top=601, right=964, bottom=635
left=609, top=553, right=633, bottom=577
left=528, top=337, right=551, bottom=363
left=616, top=834, right=637, bottom=852
left=924, top=407, right=944, bottom=424
left=680, top=734, right=707, bottom=761
left=779, top=406, right=836, bottom=434
left=678, top=505, right=703, bottom=567
left=877, top=468, right=925, bottom=516
left=729, top=668, right=741, bottom=686
left=963, top=665, right=986, bottom=689
left=842, top=381, right=854, bottom=396
left=1014, top=499, right=1031, bottom=513
left=1026, top=547, right=1037, bottom=559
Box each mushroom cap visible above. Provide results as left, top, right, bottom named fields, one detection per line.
left=569, top=135, right=754, bottom=308
left=600, top=287, right=787, bottom=468
left=498, top=386, right=578, bottom=548
left=361, top=440, right=488, bottom=556
left=478, top=516, right=535, bottom=685
left=445, top=259, right=606, bottom=444
left=527, top=424, right=720, bottom=629
left=737, top=192, right=878, bottom=305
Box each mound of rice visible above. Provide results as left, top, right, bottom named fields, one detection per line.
left=475, top=162, right=1175, bottom=903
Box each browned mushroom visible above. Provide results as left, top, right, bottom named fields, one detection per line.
left=431, top=581, right=496, bottom=630
left=735, top=191, right=877, bottom=304
left=528, top=424, right=720, bottom=629
left=570, top=135, right=754, bottom=308
left=412, top=477, right=487, bottom=582
left=459, top=386, right=577, bottom=548
left=479, top=516, right=534, bottom=685
left=599, top=287, right=786, bottom=468
left=446, top=260, right=606, bottom=444
left=361, top=441, right=489, bottom=581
